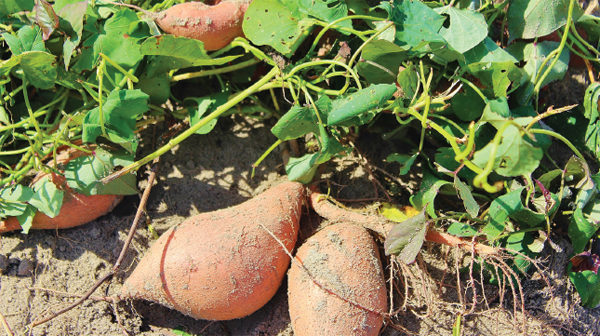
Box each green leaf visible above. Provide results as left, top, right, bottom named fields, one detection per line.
left=507, top=0, right=583, bottom=42
left=82, top=89, right=149, bottom=145
left=569, top=207, right=600, bottom=254
left=357, top=40, right=408, bottom=84
left=298, top=0, right=350, bottom=29
left=472, top=121, right=543, bottom=177
left=286, top=152, right=319, bottom=183
left=583, top=82, right=600, bottom=156
left=397, top=63, right=419, bottom=98
left=0, top=185, right=33, bottom=202
left=504, top=232, right=537, bottom=273
left=454, top=175, right=479, bottom=217
left=135, top=72, right=170, bottom=105
left=527, top=230, right=547, bottom=253
left=569, top=270, right=600, bottom=308
left=29, top=177, right=64, bottom=218
left=510, top=41, right=569, bottom=105
left=0, top=185, right=33, bottom=217
left=327, top=84, right=396, bottom=126
left=63, top=147, right=138, bottom=196
left=93, top=34, right=143, bottom=68
left=34, top=0, right=59, bottom=40
left=483, top=187, right=547, bottom=240
left=243, top=0, right=315, bottom=56
left=384, top=207, right=428, bottom=264
left=16, top=205, right=36, bottom=234
left=578, top=14, right=600, bottom=44
left=410, top=166, right=452, bottom=218
left=20, top=51, right=58, bottom=90
left=2, top=25, right=46, bottom=56
left=434, top=147, right=477, bottom=180
left=451, top=84, right=486, bottom=121
left=481, top=96, right=510, bottom=126
left=70, top=16, right=102, bottom=73
left=185, top=90, right=229, bottom=135
left=57, top=0, right=88, bottom=69
left=0, top=0, right=34, bottom=17
left=272, top=96, right=331, bottom=141
left=463, top=37, right=519, bottom=65
left=381, top=0, right=446, bottom=49
left=103, top=8, right=139, bottom=36
left=315, top=128, right=348, bottom=165
left=447, top=222, right=478, bottom=237
left=140, top=36, right=241, bottom=78
left=563, top=155, right=595, bottom=191
left=465, top=61, right=521, bottom=98
left=435, top=6, right=487, bottom=53
left=387, top=152, right=417, bottom=175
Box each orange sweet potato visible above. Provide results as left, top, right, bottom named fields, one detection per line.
left=125, top=0, right=250, bottom=51
left=288, top=223, right=388, bottom=336
left=0, top=148, right=123, bottom=234
left=120, top=181, right=304, bottom=320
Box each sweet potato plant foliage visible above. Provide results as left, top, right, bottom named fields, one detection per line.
left=1, top=0, right=600, bottom=324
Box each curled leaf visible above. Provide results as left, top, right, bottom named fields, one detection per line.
left=34, top=0, right=59, bottom=40
left=384, top=207, right=428, bottom=264
left=570, top=251, right=600, bottom=274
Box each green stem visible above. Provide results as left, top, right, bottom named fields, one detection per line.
left=251, top=139, right=283, bottom=178
left=472, top=121, right=521, bottom=193
left=455, top=122, right=476, bottom=162
left=99, top=52, right=139, bottom=83
left=533, top=0, right=575, bottom=95
left=171, top=58, right=262, bottom=82
left=100, top=66, right=281, bottom=183
left=283, top=59, right=362, bottom=90
left=529, top=128, right=585, bottom=161
left=97, top=58, right=108, bottom=138
left=570, top=20, right=600, bottom=56
left=21, top=77, right=44, bottom=147
left=347, top=21, right=395, bottom=68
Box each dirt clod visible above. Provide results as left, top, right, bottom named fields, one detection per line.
left=17, top=259, right=34, bottom=277
left=0, top=254, right=7, bottom=273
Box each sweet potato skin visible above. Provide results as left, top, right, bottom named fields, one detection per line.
left=155, top=0, right=249, bottom=51
left=0, top=148, right=123, bottom=234
left=120, top=181, right=304, bottom=320
left=288, top=224, right=388, bottom=336
left=0, top=193, right=123, bottom=233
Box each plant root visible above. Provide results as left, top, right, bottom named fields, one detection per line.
left=308, top=186, right=499, bottom=256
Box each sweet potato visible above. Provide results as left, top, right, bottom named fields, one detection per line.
left=120, top=181, right=304, bottom=320
left=120, top=0, right=250, bottom=51
left=288, top=224, right=388, bottom=336
left=0, top=149, right=123, bottom=234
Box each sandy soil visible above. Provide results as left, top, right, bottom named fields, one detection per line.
left=2, top=78, right=600, bottom=335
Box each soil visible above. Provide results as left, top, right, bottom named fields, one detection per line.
left=2, top=77, right=600, bottom=335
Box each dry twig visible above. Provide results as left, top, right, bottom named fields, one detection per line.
left=29, top=157, right=160, bottom=328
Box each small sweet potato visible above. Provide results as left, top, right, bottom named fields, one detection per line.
left=0, top=194, right=122, bottom=233
left=120, top=181, right=304, bottom=320
left=0, top=148, right=123, bottom=234
left=288, top=223, right=388, bottom=336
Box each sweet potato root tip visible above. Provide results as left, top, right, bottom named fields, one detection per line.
left=425, top=230, right=497, bottom=256
left=288, top=224, right=387, bottom=336
left=120, top=181, right=305, bottom=320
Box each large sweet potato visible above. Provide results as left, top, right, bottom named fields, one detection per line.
left=288, top=223, right=388, bottom=336
left=120, top=181, right=304, bottom=320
